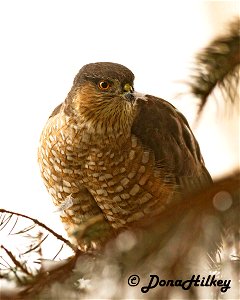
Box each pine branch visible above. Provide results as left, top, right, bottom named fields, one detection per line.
left=0, top=173, right=239, bottom=299
left=189, top=18, right=240, bottom=114
left=1, top=245, right=32, bottom=277
left=19, top=250, right=83, bottom=298
left=0, top=209, right=76, bottom=251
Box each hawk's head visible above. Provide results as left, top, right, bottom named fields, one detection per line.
left=65, top=62, right=139, bottom=134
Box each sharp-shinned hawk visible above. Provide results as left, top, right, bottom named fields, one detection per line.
left=38, top=62, right=211, bottom=249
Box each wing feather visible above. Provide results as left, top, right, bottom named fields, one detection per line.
left=132, top=95, right=212, bottom=195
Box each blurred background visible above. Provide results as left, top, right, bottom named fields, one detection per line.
left=0, top=0, right=239, bottom=236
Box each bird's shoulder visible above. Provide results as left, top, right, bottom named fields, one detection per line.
left=49, top=97, right=75, bottom=119
left=132, top=95, right=212, bottom=194
left=49, top=103, right=63, bottom=118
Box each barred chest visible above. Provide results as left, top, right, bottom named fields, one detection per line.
left=38, top=113, right=172, bottom=227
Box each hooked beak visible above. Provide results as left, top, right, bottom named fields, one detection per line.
left=123, top=83, right=135, bottom=103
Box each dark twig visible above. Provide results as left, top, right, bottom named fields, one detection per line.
left=1, top=245, right=32, bottom=276
left=22, top=234, right=49, bottom=255
left=8, top=216, right=18, bottom=235
left=0, top=214, right=12, bottom=231
left=0, top=209, right=76, bottom=251
left=19, top=250, right=83, bottom=298
left=52, top=244, right=64, bottom=260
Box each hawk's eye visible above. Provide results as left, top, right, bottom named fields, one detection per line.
left=98, top=80, right=111, bottom=91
